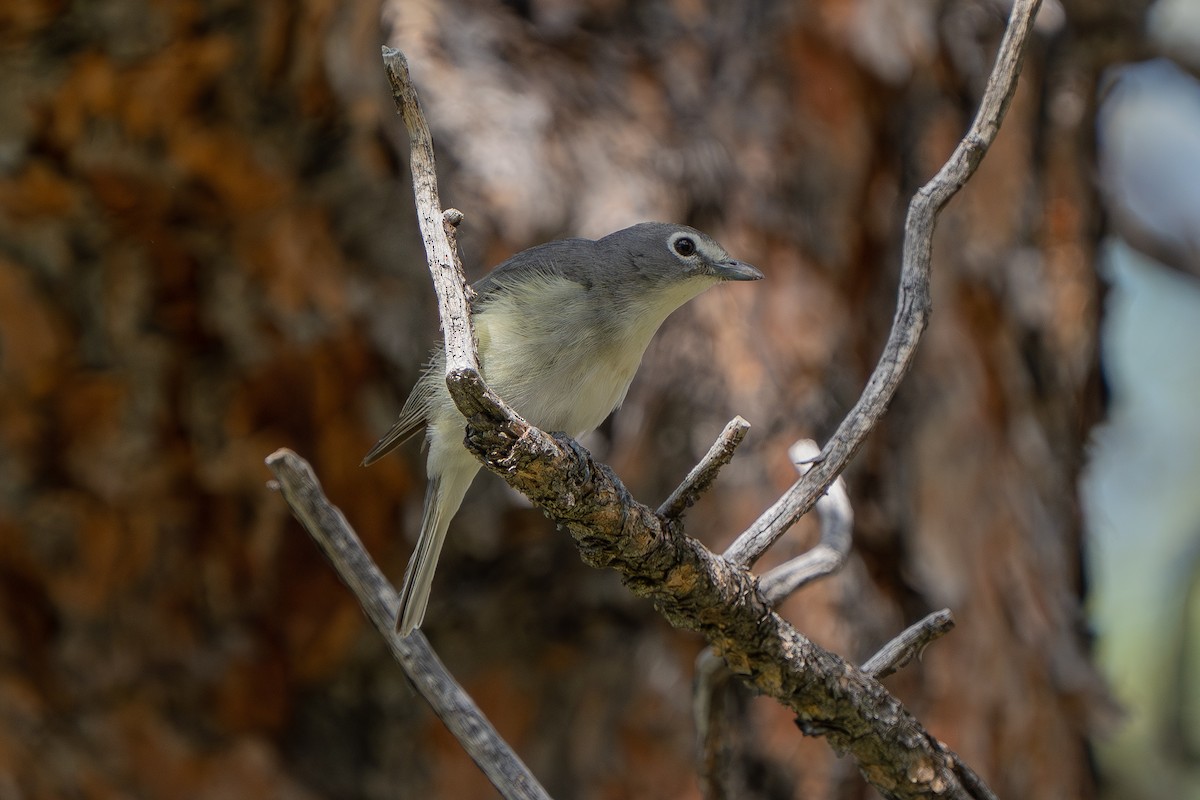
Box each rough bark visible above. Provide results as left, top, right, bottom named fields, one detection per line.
left=0, top=0, right=1140, bottom=798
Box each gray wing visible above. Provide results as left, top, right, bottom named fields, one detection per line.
left=361, top=360, right=440, bottom=466
left=364, top=236, right=598, bottom=466
left=472, top=237, right=600, bottom=299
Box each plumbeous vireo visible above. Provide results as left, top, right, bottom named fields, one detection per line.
left=363, top=221, right=762, bottom=635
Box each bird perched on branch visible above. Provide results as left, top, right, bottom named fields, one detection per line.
left=363, top=222, right=762, bottom=635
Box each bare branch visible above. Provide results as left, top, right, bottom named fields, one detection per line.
left=265, top=449, right=552, bottom=800
left=693, top=647, right=736, bottom=796
left=723, top=0, right=1044, bottom=568
left=372, top=0, right=1045, bottom=786
left=658, top=416, right=751, bottom=521
left=381, top=47, right=478, bottom=379
left=380, top=45, right=531, bottom=453
left=862, top=610, right=957, bottom=680
left=748, top=440, right=854, bottom=606
left=440, top=379, right=978, bottom=799
left=697, top=440, right=848, bottom=792
left=941, top=746, right=1001, bottom=800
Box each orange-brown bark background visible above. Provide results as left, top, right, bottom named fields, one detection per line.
left=0, top=1, right=1144, bottom=797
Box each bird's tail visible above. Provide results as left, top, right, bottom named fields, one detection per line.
left=396, top=460, right=478, bottom=635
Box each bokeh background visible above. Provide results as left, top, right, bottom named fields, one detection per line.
left=2, top=0, right=1195, bottom=798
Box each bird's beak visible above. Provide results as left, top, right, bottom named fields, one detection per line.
left=712, top=258, right=764, bottom=281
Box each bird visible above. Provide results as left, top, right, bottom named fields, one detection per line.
left=363, top=221, right=762, bottom=635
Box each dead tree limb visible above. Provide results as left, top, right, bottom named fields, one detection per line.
left=265, top=449, right=551, bottom=800
left=723, top=0, right=1044, bottom=568
left=374, top=0, right=1048, bottom=787
left=863, top=610, right=957, bottom=681
left=658, top=416, right=751, bottom=521
left=755, top=440, right=854, bottom=605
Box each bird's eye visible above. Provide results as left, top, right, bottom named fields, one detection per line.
left=673, top=236, right=697, bottom=257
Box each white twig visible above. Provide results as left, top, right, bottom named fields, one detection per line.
left=380, top=48, right=529, bottom=446
left=751, top=440, right=853, bottom=606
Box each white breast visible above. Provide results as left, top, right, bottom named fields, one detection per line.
left=472, top=272, right=716, bottom=436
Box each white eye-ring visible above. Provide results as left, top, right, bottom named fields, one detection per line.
left=671, top=235, right=697, bottom=257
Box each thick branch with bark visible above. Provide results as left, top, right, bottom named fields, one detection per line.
left=374, top=1, right=1045, bottom=792
left=290, top=6, right=1045, bottom=794
left=448, top=373, right=971, bottom=798
left=693, top=437, right=856, bottom=797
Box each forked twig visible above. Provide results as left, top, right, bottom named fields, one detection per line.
left=328, top=7, right=1047, bottom=793
left=754, top=440, right=854, bottom=605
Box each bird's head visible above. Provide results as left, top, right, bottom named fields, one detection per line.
left=598, top=222, right=763, bottom=291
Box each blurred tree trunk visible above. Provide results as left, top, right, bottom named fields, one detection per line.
left=0, top=1, right=1141, bottom=798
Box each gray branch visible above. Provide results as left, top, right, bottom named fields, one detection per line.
left=693, top=647, right=738, bottom=796
left=381, top=47, right=478, bottom=378
left=722, top=0, right=1045, bottom=568
left=754, top=440, right=854, bottom=605
left=265, top=449, right=552, bottom=800
left=657, top=416, right=751, bottom=521
left=382, top=45, right=528, bottom=426
left=862, top=610, right=957, bottom=681
left=348, top=4, right=1047, bottom=793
